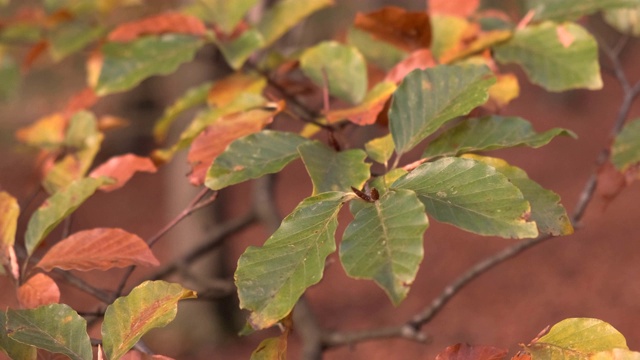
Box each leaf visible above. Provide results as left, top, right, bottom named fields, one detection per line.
left=298, top=141, right=371, bottom=195
left=15, top=113, right=67, bottom=149
left=153, top=81, right=212, bottom=143
left=325, top=81, right=397, bottom=125
left=250, top=335, right=288, bottom=360
left=0, top=311, right=37, bottom=360
left=216, top=28, right=265, bottom=70
left=392, top=157, right=538, bottom=238
left=604, top=6, right=640, bottom=36
left=63, top=88, right=99, bottom=117
left=198, top=0, right=259, bottom=33
left=95, top=34, right=204, bottom=96
left=121, top=350, right=175, bottom=360
left=430, top=0, right=480, bottom=17
left=235, top=192, right=350, bottom=329
left=384, top=48, right=436, bottom=84
left=300, top=41, right=367, bottom=104
left=463, top=154, right=574, bottom=236
left=436, top=343, right=508, bottom=360
left=101, top=281, right=196, bottom=360
left=611, top=119, right=640, bottom=171
left=6, top=304, right=92, bottom=360
left=187, top=102, right=283, bottom=185
left=389, top=64, right=495, bottom=155
left=0, top=191, right=19, bottom=250
left=430, top=15, right=470, bottom=61
left=48, top=22, right=105, bottom=61
left=89, top=154, right=157, bottom=192
left=347, top=27, right=408, bottom=71
left=526, top=0, right=640, bottom=21
left=340, top=189, right=428, bottom=304
left=17, top=273, right=60, bottom=309
left=35, top=228, right=159, bottom=272
left=354, top=6, right=431, bottom=51
left=107, top=12, right=207, bottom=42
left=493, top=22, right=602, bottom=92
left=524, top=318, right=628, bottom=359
left=365, top=133, right=395, bottom=166
left=0, top=54, right=20, bottom=100
left=423, top=116, right=576, bottom=158
left=256, top=0, right=333, bottom=47
left=25, top=177, right=107, bottom=256
left=592, top=349, right=640, bottom=360
left=207, top=72, right=266, bottom=108
left=205, top=130, right=309, bottom=190
left=486, top=73, right=520, bottom=110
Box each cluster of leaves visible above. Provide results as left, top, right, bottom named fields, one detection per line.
left=1, top=0, right=640, bottom=359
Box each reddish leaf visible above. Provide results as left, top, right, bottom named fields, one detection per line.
left=354, top=6, right=431, bottom=51
left=63, top=88, right=98, bottom=117
left=35, top=228, right=160, bottom=272
left=556, top=24, right=575, bottom=48
left=385, top=48, right=436, bottom=83
left=107, top=12, right=207, bottom=42
left=121, top=350, right=174, bottom=360
left=187, top=101, right=284, bottom=185
left=436, top=344, right=508, bottom=360
left=430, top=0, right=479, bottom=17
left=97, top=115, right=129, bottom=131
left=17, top=273, right=60, bottom=309
left=511, top=353, right=532, bottom=360
left=21, top=40, right=49, bottom=72
left=89, top=154, right=157, bottom=192
left=325, top=81, right=396, bottom=125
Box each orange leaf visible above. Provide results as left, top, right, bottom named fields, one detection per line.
left=17, top=273, right=60, bottom=309
left=556, top=25, right=575, bottom=48
left=429, top=0, right=479, bottom=17
left=436, top=344, right=508, bottom=360
left=326, top=82, right=396, bottom=125
left=97, top=115, right=130, bottom=131
left=385, top=48, right=436, bottom=83
left=22, top=40, right=49, bottom=72
left=511, top=352, right=532, bottom=360
left=207, top=72, right=266, bottom=107
left=187, top=101, right=284, bottom=185
left=107, top=12, right=207, bottom=42
left=35, top=228, right=160, bottom=272
left=89, top=154, right=157, bottom=192
left=15, top=113, right=68, bottom=147
left=485, top=73, right=519, bottom=111
left=86, top=49, right=103, bottom=89
left=355, top=6, right=431, bottom=51
left=64, top=88, right=98, bottom=117
left=121, top=350, right=175, bottom=360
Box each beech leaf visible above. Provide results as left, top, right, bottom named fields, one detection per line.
left=393, top=157, right=538, bottom=239
left=101, top=281, right=196, bottom=360
left=611, top=119, right=640, bottom=171
left=347, top=27, right=407, bottom=71
left=354, top=6, right=431, bottom=51
left=256, top=0, right=333, bottom=47
left=235, top=192, right=351, bottom=329
left=14, top=113, right=67, bottom=149
left=604, top=7, right=640, bottom=37
left=430, top=0, right=480, bottom=17
left=35, top=228, right=159, bottom=272
left=216, top=28, right=265, bottom=70
left=17, top=273, right=60, bottom=309
left=325, top=81, right=397, bottom=125
left=6, top=304, right=92, bottom=360
left=592, top=349, right=640, bottom=360
left=340, top=189, right=428, bottom=304
left=0, top=192, right=19, bottom=272
left=526, top=0, right=640, bottom=21
left=365, top=133, right=395, bottom=166
left=196, top=0, right=259, bottom=34
left=107, top=12, right=206, bottom=42
left=153, top=81, right=212, bottom=143
left=0, top=311, right=36, bottom=360
left=89, top=154, right=157, bottom=192
left=435, top=343, right=508, bottom=360
left=250, top=334, right=288, bottom=360
left=49, top=22, right=105, bottom=61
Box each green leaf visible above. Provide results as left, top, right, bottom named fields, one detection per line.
left=346, top=27, right=407, bottom=71
left=612, top=119, right=640, bottom=171
left=423, top=116, right=576, bottom=158
left=95, top=34, right=204, bottom=95
left=6, top=304, right=92, bottom=360
left=217, top=28, right=265, bottom=70
left=592, top=349, right=640, bottom=360
left=300, top=41, right=367, bottom=104
left=493, top=22, right=602, bottom=92
left=250, top=334, right=288, bottom=360
left=393, top=157, right=538, bottom=238
left=463, top=154, right=574, bottom=236
left=205, top=130, right=309, bottom=190
left=256, top=0, right=333, bottom=47
left=298, top=141, right=371, bottom=195
left=0, top=311, right=36, bottom=360
left=389, top=65, right=495, bottom=155
left=431, top=15, right=470, bottom=61
left=102, top=280, right=196, bottom=360
left=525, top=318, right=628, bottom=359
left=340, top=189, right=428, bottom=304
left=153, top=81, right=212, bottom=143
left=197, top=0, right=260, bottom=33
left=604, top=7, right=640, bottom=36
left=25, top=177, right=107, bottom=256
left=365, top=134, right=395, bottom=166
left=49, top=22, right=105, bottom=61
left=235, top=192, right=350, bottom=329
left=526, top=0, right=640, bottom=21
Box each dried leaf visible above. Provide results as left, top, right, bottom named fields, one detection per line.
left=35, top=228, right=159, bottom=272
left=436, top=343, right=508, bottom=360
left=107, top=12, right=207, bottom=42
left=89, top=154, right=157, bottom=192
left=385, top=49, right=436, bottom=83
left=17, top=273, right=60, bottom=309
left=355, top=6, right=431, bottom=51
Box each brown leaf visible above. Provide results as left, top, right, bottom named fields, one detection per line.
left=107, top=12, right=207, bottom=42
left=385, top=48, right=436, bottom=83
left=436, top=344, right=508, bottom=360
left=187, top=101, right=284, bottom=185
left=17, top=273, right=60, bottom=309
left=355, top=6, right=431, bottom=51
left=121, top=350, right=174, bottom=360
left=430, top=0, right=479, bottom=17
left=63, top=88, right=98, bottom=117
left=89, top=154, right=157, bottom=192
left=556, top=25, right=575, bottom=48
left=35, top=228, right=160, bottom=272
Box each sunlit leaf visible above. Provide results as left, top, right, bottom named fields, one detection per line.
left=95, top=34, right=204, bottom=95
left=89, top=154, right=157, bottom=192
left=205, top=130, right=308, bottom=190
left=107, top=12, right=207, bottom=42
left=216, top=28, right=265, bottom=69
left=256, top=0, right=333, bottom=47
left=611, top=119, right=640, bottom=171
left=25, top=177, right=107, bottom=256
left=365, top=134, right=395, bottom=166
left=0, top=191, right=19, bottom=279
left=526, top=0, right=640, bottom=21
left=15, top=113, right=67, bottom=149
left=6, top=304, right=92, bottom=360
left=36, top=228, right=159, bottom=272
left=207, top=72, right=266, bottom=108
left=440, top=29, right=512, bottom=64
left=102, top=281, right=196, bottom=360
left=236, top=192, right=351, bottom=329
left=340, top=189, right=428, bottom=304
left=0, top=311, right=37, bottom=360
left=325, top=81, right=396, bottom=125
left=196, top=0, right=259, bottom=33
left=493, top=22, right=601, bottom=91
left=424, top=116, right=575, bottom=158
left=298, top=141, right=370, bottom=195
left=389, top=64, right=495, bottom=155
left=346, top=27, right=407, bottom=71
left=435, top=343, right=508, bottom=360
left=393, top=157, right=538, bottom=238
left=250, top=334, right=288, bottom=360
left=430, top=15, right=469, bottom=61
left=592, top=349, right=640, bottom=360
left=17, top=273, right=60, bottom=309
left=300, top=41, right=367, bottom=104
left=486, top=73, right=520, bottom=110
left=153, top=81, right=212, bottom=143
left=354, top=6, right=431, bottom=51
left=524, top=318, right=628, bottom=359
left=604, top=6, right=640, bottom=36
